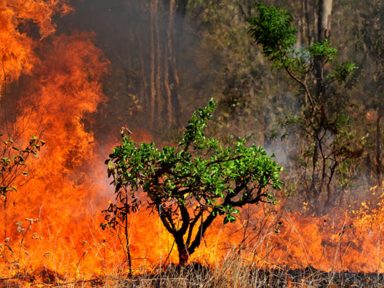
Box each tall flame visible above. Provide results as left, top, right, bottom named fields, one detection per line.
left=0, top=0, right=70, bottom=92
left=1, top=31, right=109, bottom=276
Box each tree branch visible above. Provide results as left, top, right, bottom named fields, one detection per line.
left=284, top=66, right=315, bottom=107
left=187, top=212, right=217, bottom=255
left=157, top=204, right=176, bottom=234
left=178, top=204, right=190, bottom=235
left=186, top=208, right=204, bottom=246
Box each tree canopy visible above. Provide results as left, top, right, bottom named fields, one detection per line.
left=103, top=99, right=282, bottom=266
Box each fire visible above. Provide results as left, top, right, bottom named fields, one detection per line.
left=0, top=0, right=177, bottom=276
left=0, top=0, right=384, bottom=282
left=1, top=29, right=110, bottom=275
left=0, top=0, right=70, bottom=94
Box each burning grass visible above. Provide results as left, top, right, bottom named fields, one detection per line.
left=2, top=197, right=384, bottom=287
left=2, top=256, right=384, bottom=287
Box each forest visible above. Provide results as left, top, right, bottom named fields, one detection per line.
left=0, top=0, right=383, bottom=287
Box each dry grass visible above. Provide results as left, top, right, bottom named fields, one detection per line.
left=2, top=254, right=384, bottom=288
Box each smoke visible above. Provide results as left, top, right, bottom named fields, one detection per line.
left=54, top=0, right=215, bottom=144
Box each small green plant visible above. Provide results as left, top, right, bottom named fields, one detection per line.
left=0, top=134, right=45, bottom=202
left=102, top=99, right=282, bottom=266
left=0, top=133, right=45, bottom=265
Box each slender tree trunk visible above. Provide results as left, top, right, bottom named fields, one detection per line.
left=3, top=197, right=7, bottom=240
left=310, top=132, right=320, bottom=197
left=310, top=1, right=333, bottom=205
left=164, top=0, right=176, bottom=127
left=304, top=0, right=312, bottom=45
left=163, top=47, right=173, bottom=127
left=324, top=160, right=338, bottom=212
left=155, top=1, right=163, bottom=125
left=314, top=0, right=333, bottom=94
left=168, top=0, right=181, bottom=127
left=319, top=0, right=333, bottom=40
left=138, top=40, right=148, bottom=112
left=315, top=0, right=333, bottom=102
left=149, top=0, right=182, bottom=129
left=376, top=108, right=383, bottom=185
left=124, top=213, right=133, bottom=277
left=176, top=0, right=188, bottom=16
left=298, top=0, right=305, bottom=48
left=149, top=0, right=158, bottom=128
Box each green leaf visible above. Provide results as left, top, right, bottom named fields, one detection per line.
left=248, top=3, right=297, bottom=64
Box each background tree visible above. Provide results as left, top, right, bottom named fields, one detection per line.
left=248, top=3, right=363, bottom=213
left=103, top=100, right=282, bottom=266
left=357, top=0, right=384, bottom=187
left=186, top=0, right=274, bottom=143
left=62, top=0, right=197, bottom=138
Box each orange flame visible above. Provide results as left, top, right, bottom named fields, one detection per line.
left=1, top=31, right=110, bottom=277
left=0, top=0, right=69, bottom=90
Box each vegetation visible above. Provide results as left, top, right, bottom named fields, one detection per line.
left=0, top=134, right=45, bottom=205
left=358, top=0, right=384, bottom=187
left=248, top=2, right=363, bottom=213
left=103, top=99, right=282, bottom=266
left=75, top=0, right=383, bottom=207
left=0, top=134, right=45, bottom=239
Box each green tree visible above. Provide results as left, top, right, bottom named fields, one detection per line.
left=249, top=3, right=362, bottom=213
left=102, top=100, right=282, bottom=266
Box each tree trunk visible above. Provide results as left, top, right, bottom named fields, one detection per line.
left=314, top=0, right=333, bottom=100
left=168, top=0, right=181, bottom=127
left=304, top=0, right=312, bottom=45
left=376, top=108, right=383, bottom=186
left=310, top=132, right=320, bottom=197
left=149, top=0, right=158, bottom=128
left=318, top=0, right=333, bottom=41
left=149, top=0, right=181, bottom=129
left=176, top=0, right=188, bottom=16
left=138, top=40, right=148, bottom=113
left=164, top=0, right=177, bottom=127
left=175, top=234, right=189, bottom=266
left=155, top=0, right=163, bottom=127
left=163, top=46, right=173, bottom=127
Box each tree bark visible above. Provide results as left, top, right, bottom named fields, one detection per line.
left=168, top=0, right=181, bottom=127
left=164, top=0, right=177, bottom=127
left=155, top=0, right=163, bottom=127
left=175, top=233, right=189, bottom=267
left=149, top=0, right=158, bottom=128
left=376, top=108, right=383, bottom=185
left=176, top=0, right=188, bottom=16
left=318, top=0, right=333, bottom=41
left=148, top=0, right=181, bottom=129
left=315, top=0, right=333, bottom=101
